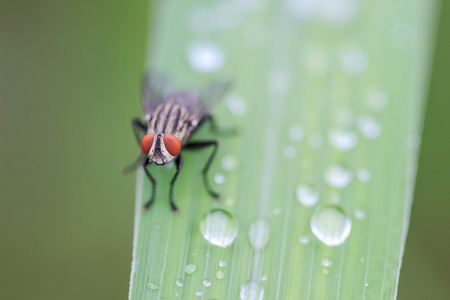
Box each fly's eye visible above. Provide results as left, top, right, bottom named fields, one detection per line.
left=140, top=134, right=154, bottom=154
left=164, top=134, right=181, bottom=156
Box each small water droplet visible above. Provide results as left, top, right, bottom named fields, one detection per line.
left=206, top=253, right=210, bottom=258
left=188, top=42, right=225, bottom=73
left=311, top=205, right=352, bottom=247
left=226, top=94, right=246, bottom=116
left=365, top=282, right=369, bottom=287
left=321, top=257, right=333, bottom=267
left=296, top=185, right=319, bottom=207
left=219, top=260, right=227, bottom=268
left=203, top=279, right=211, bottom=287
left=299, top=235, right=310, bottom=244
left=214, top=173, right=226, bottom=184
left=321, top=268, right=330, bottom=275
left=328, top=129, right=358, bottom=151
left=341, top=47, right=368, bottom=76
left=199, top=209, right=238, bottom=248
left=354, top=209, right=366, bottom=220
left=240, top=281, right=264, bottom=300
left=283, top=146, right=296, bottom=159
left=176, top=279, right=183, bottom=287
left=356, top=168, right=371, bottom=182
left=196, top=290, right=202, bottom=296
left=408, top=134, right=421, bottom=148
left=225, top=197, right=234, bottom=207
left=273, top=208, right=282, bottom=215
left=308, top=134, right=324, bottom=148
left=248, top=219, right=270, bottom=250
left=368, top=89, right=388, bottom=111
left=222, top=155, right=237, bottom=171
left=147, top=279, right=160, bottom=290
left=216, top=270, right=225, bottom=280
left=289, top=124, right=304, bottom=141
left=324, top=164, right=353, bottom=188
left=261, top=274, right=268, bottom=281
left=185, top=263, right=197, bottom=275
left=357, top=115, right=381, bottom=139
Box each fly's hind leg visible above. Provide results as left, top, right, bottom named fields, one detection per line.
left=142, top=159, right=156, bottom=210
left=184, top=141, right=220, bottom=200
left=169, top=155, right=183, bottom=213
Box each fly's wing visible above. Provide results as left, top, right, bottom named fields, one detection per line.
left=189, top=79, right=232, bottom=122
left=141, top=70, right=177, bottom=122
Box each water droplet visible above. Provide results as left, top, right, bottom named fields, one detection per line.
left=203, top=279, right=211, bottom=287
left=324, top=164, right=353, bottom=188
left=147, top=279, right=160, bottom=290
left=368, top=89, right=388, bottom=111
left=216, top=270, right=225, bottom=280
left=341, top=47, right=368, bottom=76
left=283, top=146, right=296, bottom=159
left=328, top=129, right=358, bottom=151
left=219, top=260, right=227, bottom=268
left=365, top=282, right=369, bottom=287
left=357, top=115, right=381, bottom=139
left=299, top=235, right=310, bottom=244
left=356, top=168, right=370, bottom=182
left=222, top=155, right=237, bottom=171
left=408, top=134, right=421, bottom=148
left=273, top=208, right=282, bottom=215
left=214, top=173, right=226, bottom=184
left=296, top=185, right=319, bottom=207
left=206, top=253, right=210, bottom=258
left=390, top=24, right=416, bottom=51
left=225, top=197, right=234, bottom=207
left=226, top=94, right=246, bottom=116
left=196, top=290, right=202, bottom=296
left=199, top=209, right=238, bottom=248
left=240, top=281, right=264, bottom=300
left=269, top=67, right=290, bottom=97
left=176, top=279, right=183, bottom=287
left=185, top=263, right=197, bottom=275
left=308, top=134, right=324, bottom=148
left=321, top=268, right=330, bottom=275
left=321, top=257, right=333, bottom=267
left=289, top=124, right=304, bottom=141
left=261, top=274, right=268, bottom=281
left=248, top=219, right=270, bottom=250
left=311, top=205, right=352, bottom=246
left=354, top=209, right=366, bottom=220
left=188, top=42, right=224, bottom=73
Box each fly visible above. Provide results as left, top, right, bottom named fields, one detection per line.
left=125, top=70, right=232, bottom=213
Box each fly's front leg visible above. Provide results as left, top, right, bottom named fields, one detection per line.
left=142, top=159, right=156, bottom=210
left=184, top=141, right=220, bottom=200
left=169, top=155, right=183, bottom=213
left=132, top=118, right=147, bottom=144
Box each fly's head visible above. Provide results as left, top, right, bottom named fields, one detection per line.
left=141, top=133, right=181, bottom=165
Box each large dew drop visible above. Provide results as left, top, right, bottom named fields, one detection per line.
left=248, top=219, right=270, bottom=250
left=310, top=205, right=352, bottom=247
left=296, top=185, right=319, bottom=207
left=199, top=209, right=238, bottom=248
left=240, top=281, right=264, bottom=300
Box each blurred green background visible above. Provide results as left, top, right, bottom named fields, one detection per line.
left=0, top=1, right=448, bottom=299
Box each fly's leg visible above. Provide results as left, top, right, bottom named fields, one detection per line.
left=123, top=118, right=148, bottom=174
left=169, top=155, right=183, bottom=213
left=184, top=141, right=220, bottom=199
left=203, top=115, right=237, bottom=136
left=142, top=159, right=156, bottom=210
left=132, top=118, right=147, bottom=144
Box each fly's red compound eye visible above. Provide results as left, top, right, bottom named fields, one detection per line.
left=140, top=134, right=154, bottom=154
left=164, top=134, right=181, bottom=156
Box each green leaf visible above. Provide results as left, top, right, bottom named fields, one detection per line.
left=129, top=0, right=439, bottom=299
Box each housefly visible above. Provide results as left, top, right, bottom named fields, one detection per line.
left=125, top=70, right=231, bottom=213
